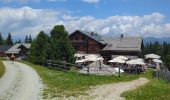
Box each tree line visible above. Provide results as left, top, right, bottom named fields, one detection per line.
left=28, top=25, right=76, bottom=65
left=143, top=41, right=170, bottom=69
left=0, top=32, right=32, bottom=45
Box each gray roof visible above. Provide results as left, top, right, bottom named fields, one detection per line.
left=72, top=30, right=106, bottom=44
left=0, top=45, right=12, bottom=52
left=102, top=37, right=143, bottom=51
left=5, top=43, right=31, bottom=54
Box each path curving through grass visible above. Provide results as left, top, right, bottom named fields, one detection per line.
left=0, top=61, right=43, bottom=100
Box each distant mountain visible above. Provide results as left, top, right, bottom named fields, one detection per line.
left=144, top=37, right=170, bottom=45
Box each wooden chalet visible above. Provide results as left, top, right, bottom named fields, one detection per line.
left=69, top=30, right=106, bottom=54
left=69, top=30, right=143, bottom=63
left=5, top=43, right=31, bottom=60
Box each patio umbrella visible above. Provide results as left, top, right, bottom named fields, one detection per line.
left=75, top=59, right=87, bottom=63
left=153, top=59, right=162, bottom=63
left=145, top=54, right=160, bottom=59
left=96, top=56, right=104, bottom=61
left=115, top=56, right=129, bottom=60
left=74, top=53, right=86, bottom=57
left=126, top=59, right=145, bottom=65
left=108, top=58, right=126, bottom=64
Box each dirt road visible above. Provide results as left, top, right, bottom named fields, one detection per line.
left=87, top=77, right=149, bottom=100
left=0, top=61, right=43, bottom=100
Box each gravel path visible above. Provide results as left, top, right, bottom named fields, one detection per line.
left=0, top=61, right=43, bottom=100
left=87, top=77, right=149, bottom=100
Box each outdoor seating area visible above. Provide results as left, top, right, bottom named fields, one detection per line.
left=75, top=53, right=163, bottom=75
left=145, top=53, right=163, bottom=69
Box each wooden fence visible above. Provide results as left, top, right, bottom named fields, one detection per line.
left=47, top=60, right=75, bottom=71
left=156, top=68, right=170, bottom=82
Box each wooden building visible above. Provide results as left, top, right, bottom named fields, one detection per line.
left=69, top=30, right=144, bottom=63
left=5, top=43, right=31, bottom=60
left=101, top=35, right=144, bottom=63
left=69, top=30, right=106, bottom=54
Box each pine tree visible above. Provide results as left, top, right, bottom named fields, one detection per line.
left=29, top=31, right=49, bottom=65
left=25, top=35, right=28, bottom=43
left=6, top=32, right=13, bottom=45
left=50, top=25, right=75, bottom=63
left=0, top=32, right=3, bottom=45
left=28, top=35, right=32, bottom=43
left=18, top=39, right=21, bottom=43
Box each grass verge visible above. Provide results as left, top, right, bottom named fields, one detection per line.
left=122, top=73, right=170, bottom=100
left=0, top=60, right=5, bottom=78
left=21, top=61, right=150, bottom=99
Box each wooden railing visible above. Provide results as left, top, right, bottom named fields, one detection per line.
left=153, top=68, right=170, bottom=82
left=47, top=60, right=75, bottom=71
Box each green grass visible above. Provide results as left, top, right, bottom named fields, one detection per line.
left=0, top=60, right=5, bottom=78
left=122, top=73, right=170, bottom=100
left=21, top=61, right=148, bottom=98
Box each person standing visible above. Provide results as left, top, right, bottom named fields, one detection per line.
left=10, top=54, right=15, bottom=63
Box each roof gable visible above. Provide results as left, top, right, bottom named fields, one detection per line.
left=5, top=43, right=31, bottom=54
left=70, top=30, right=106, bottom=45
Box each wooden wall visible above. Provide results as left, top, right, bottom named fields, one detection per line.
left=69, top=31, right=104, bottom=54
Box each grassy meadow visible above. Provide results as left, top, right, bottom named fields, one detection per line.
left=21, top=61, right=148, bottom=98
left=21, top=61, right=170, bottom=100
left=122, top=78, right=170, bottom=100
left=0, top=60, right=5, bottom=78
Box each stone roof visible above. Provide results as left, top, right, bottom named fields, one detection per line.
left=5, top=43, right=31, bottom=54
left=102, top=36, right=143, bottom=51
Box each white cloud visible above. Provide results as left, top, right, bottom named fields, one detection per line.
left=0, top=6, right=170, bottom=41
left=82, top=0, right=100, bottom=3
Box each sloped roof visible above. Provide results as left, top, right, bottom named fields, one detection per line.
left=5, top=43, right=31, bottom=54
left=102, top=36, right=143, bottom=51
left=70, top=30, right=106, bottom=44
left=0, top=45, right=12, bottom=52
left=18, top=43, right=31, bottom=49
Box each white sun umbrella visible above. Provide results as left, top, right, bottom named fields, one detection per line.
left=96, top=56, right=104, bottom=61
left=126, top=59, right=145, bottom=65
left=134, top=58, right=144, bottom=62
left=115, top=56, right=129, bottom=60
left=108, top=58, right=126, bottom=64
left=153, top=59, right=162, bottom=63
left=145, top=54, right=160, bottom=59
left=75, top=59, right=87, bottom=63
left=86, top=57, right=97, bottom=62
left=74, top=53, right=86, bottom=57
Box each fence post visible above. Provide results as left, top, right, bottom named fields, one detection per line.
left=87, top=66, right=89, bottom=75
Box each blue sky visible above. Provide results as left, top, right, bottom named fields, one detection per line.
left=0, top=0, right=170, bottom=40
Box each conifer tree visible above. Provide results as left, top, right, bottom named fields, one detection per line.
left=25, top=35, right=28, bottom=43
left=28, top=35, right=32, bottom=43
left=29, top=31, right=49, bottom=65
left=50, top=25, right=75, bottom=63
left=6, top=32, right=13, bottom=45
left=0, top=32, right=3, bottom=45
